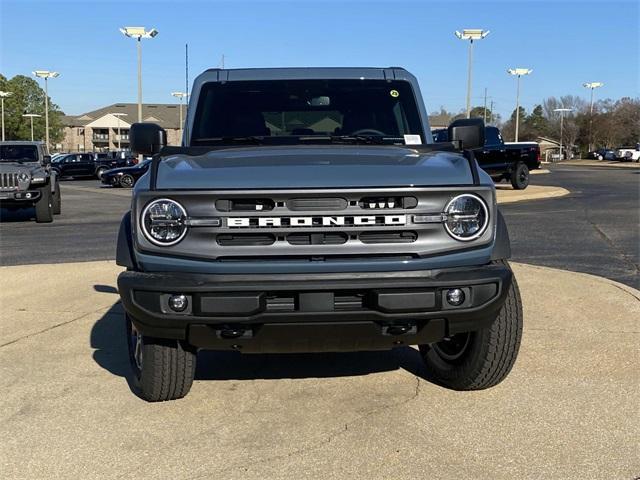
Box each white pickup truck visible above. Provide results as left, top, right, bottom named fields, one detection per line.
left=615, top=144, right=640, bottom=162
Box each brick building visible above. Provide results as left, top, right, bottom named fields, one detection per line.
left=60, top=103, right=185, bottom=152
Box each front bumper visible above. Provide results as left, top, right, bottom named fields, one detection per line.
left=118, top=264, right=513, bottom=353
left=0, top=190, right=41, bottom=203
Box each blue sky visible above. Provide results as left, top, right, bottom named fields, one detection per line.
left=1, top=0, right=637, bottom=119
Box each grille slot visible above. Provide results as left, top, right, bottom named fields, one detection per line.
left=287, top=232, right=348, bottom=245
left=359, top=231, right=418, bottom=244
left=215, top=198, right=274, bottom=212
left=1, top=173, right=19, bottom=190
left=359, top=196, right=417, bottom=209
left=217, top=233, right=276, bottom=246
left=287, top=197, right=347, bottom=211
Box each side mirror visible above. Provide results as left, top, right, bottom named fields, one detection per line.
left=130, top=123, right=167, bottom=156
left=447, top=118, right=485, bottom=150
left=42, top=155, right=51, bottom=165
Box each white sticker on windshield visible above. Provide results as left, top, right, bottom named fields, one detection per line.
left=403, top=134, right=422, bottom=145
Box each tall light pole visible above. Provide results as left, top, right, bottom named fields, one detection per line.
left=507, top=68, right=533, bottom=142
left=554, top=108, right=573, bottom=161
left=455, top=29, right=490, bottom=118
left=113, top=113, right=127, bottom=150
left=33, top=70, right=60, bottom=150
left=119, top=27, right=159, bottom=123
left=22, top=114, right=41, bottom=141
left=583, top=82, right=604, bottom=152
left=171, top=91, right=188, bottom=143
left=0, top=91, right=13, bottom=141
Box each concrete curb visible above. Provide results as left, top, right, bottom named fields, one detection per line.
left=496, top=185, right=570, bottom=204
left=530, top=168, right=550, bottom=175
left=556, top=160, right=640, bottom=169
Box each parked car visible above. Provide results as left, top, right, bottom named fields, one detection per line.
left=615, top=144, right=640, bottom=162
left=117, top=67, right=522, bottom=401
left=101, top=159, right=151, bottom=188
left=433, top=126, right=540, bottom=189
left=0, top=141, right=61, bottom=222
left=590, top=148, right=617, bottom=161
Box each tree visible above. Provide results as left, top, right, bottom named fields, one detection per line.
left=469, top=106, right=496, bottom=123
left=523, top=105, right=550, bottom=138
left=0, top=74, right=64, bottom=143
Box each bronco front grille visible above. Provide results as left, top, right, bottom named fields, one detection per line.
left=0, top=173, right=19, bottom=190
left=136, top=186, right=495, bottom=260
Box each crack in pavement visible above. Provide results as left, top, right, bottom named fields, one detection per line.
left=194, top=376, right=423, bottom=479
left=0, top=304, right=119, bottom=348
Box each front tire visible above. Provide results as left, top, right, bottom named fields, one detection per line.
left=510, top=162, right=530, bottom=190
left=34, top=186, right=53, bottom=223
left=419, top=265, right=523, bottom=390
left=126, top=315, right=196, bottom=402
left=52, top=178, right=61, bottom=215
left=96, top=167, right=107, bottom=179
left=120, top=174, right=135, bottom=188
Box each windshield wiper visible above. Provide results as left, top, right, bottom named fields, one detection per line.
left=194, top=136, right=266, bottom=145
left=327, top=135, right=404, bottom=145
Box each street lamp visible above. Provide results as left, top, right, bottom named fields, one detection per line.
left=22, top=114, right=42, bottom=141
left=583, top=82, right=604, bottom=152
left=0, top=91, right=13, bottom=141
left=112, top=113, right=127, bottom=150
left=455, top=29, right=490, bottom=118
left=33, top=70, right=60, bottom=150
left=171, top=91, right=188, bottom=142
left=507, top=68, right=533, bottom=142
left=553, top=108, right=573, bottom=162
left=119, top=27, right=159, bottom=123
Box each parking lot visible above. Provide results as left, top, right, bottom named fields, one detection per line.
left=1, top=164, right=639, bottom=479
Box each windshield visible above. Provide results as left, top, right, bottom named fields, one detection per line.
left=0, top=145, right=38, bottom=162
left=191, top=79, right=425, bottom=146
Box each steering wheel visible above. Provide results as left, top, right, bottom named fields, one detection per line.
left=351, top=128, right=386, bottom=136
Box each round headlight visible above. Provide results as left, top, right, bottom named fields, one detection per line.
left=444, top=194, right=489, bottom=241
left=141, top=198, right=188, bottom=246
left=18, top=172, right=30, bottom=182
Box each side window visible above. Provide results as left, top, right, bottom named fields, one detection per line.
left=66, top=155, right=76, bottom=163
left=485, top=127, right=501, bottom=146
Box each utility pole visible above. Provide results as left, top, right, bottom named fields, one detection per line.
left=33, top=71, right=60, bottom=150
left=22, top=114, right=41, bottom=141
left=507, top=68, right=533, bottom=142
left=554, top=108, right=572, bottom=162
left=483, top=87, right=488, bottom=123
left=489, top=100, right=494, bottom=125
left=0, top=91, right=13, bottom=141
left=583, top=82, right=603, bottom=152
left=455, top=29, right=490, bottom=118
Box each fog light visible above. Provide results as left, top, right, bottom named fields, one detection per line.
left=446, top=288, right=465, bottom=306
left=25, top=193, right=32, bottom=199
left=168, top=294, right=188, bottom=312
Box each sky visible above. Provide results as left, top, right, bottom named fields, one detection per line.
left=1, top=0, right=638, bottom=119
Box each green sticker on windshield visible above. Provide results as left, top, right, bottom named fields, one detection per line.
left=390, top=89, right=399, bottom=98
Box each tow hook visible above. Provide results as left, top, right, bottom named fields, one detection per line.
left=383, top=324, right=417, bottom=336
left=219, top=327, right=248, bottom=339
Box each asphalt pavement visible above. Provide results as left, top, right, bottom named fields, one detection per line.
left=1, top=165, right=638, bottom=288
left=500, top=164, right=639, bottom=288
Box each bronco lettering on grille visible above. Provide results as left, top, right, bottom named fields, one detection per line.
left=227, top=215, right=407, bottom=228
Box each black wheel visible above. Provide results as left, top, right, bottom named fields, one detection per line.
left=96, top=167, right=107, bottom=179
left=510, top=162, right=530, bottom=190
left=34, top=186, right=53, bottom=223
left=52, top=178, right=61, bottom=215
left=419, top=263, right=523, bottom=390
left=120, top=174, right=135, bottom=188
left=126, top=314, right=196, bottom=402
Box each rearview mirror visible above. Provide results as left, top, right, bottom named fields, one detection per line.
left=447, top=118, right=485, bottom=150
left=42, top=155, right=51, bottom=165
left=130, top=123, right=167, bottom=156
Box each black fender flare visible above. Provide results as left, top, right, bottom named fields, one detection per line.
left=491, top=209, right=511, bottom=260
left=116, top=211, right=137, bottom=269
